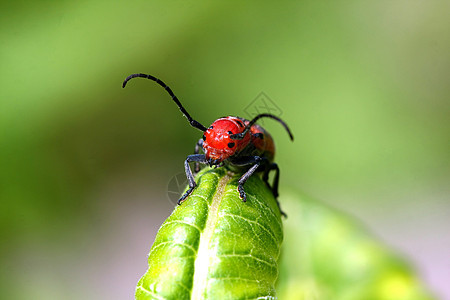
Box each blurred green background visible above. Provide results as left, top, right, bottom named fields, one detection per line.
left=1, top=1, right=448, bottom=299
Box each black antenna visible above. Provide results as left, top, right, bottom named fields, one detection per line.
left=122, top=73, right=207, bottom=132
left=230, top=113, right=294, bottom=141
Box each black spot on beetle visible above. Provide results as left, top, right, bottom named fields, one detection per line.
left=228, top=131, right=233, bottom=134
left=202, top=135, right=206, bottom=141
left=209, top=126, right=214, bottom=129
left=228, top=142, right=235, bottom=148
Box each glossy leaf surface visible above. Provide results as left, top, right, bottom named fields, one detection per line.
left=136, top=168, right=283, bottom=300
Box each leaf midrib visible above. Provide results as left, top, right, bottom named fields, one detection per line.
left=191, top=173, right=232, bottom=299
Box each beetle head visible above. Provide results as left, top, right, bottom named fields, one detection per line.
left=202, top=118, right=241, bottom=164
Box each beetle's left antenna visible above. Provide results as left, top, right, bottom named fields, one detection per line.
left=122, top=73, right=207, bottom=132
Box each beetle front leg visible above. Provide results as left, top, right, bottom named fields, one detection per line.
left=193, top=138, right=204, bottom=173
left=178, top=154, right=207, bottom=205
left=235, top=156, right=264, bottom=202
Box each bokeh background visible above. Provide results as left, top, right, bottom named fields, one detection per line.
left=1, top=1, right=449, bottom=299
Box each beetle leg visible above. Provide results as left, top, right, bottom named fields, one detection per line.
left=262, top=163, right=279, bottom=198
left=263, top=163, right=286, bottom=217
left=233, top=156, right=266, bottom=202
left=178, top=154, right=207, bottom=205
left=193, top=138, right=204, bottom=173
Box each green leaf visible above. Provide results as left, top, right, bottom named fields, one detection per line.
left=276, top=190, right=436, bottom=300
left=136, top=167, right=283, bottom=300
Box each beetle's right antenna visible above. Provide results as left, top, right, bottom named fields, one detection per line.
left=230, top=113, right=294, bottom=141
left=122, top=73, right=207, bottom=132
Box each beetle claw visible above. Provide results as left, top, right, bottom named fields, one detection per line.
left=238, top=186, right=247, bottom=202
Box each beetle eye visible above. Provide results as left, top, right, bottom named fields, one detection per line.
left=227, top=142, right=235, bottom=148
left=202, top=135, right=206, bottom=141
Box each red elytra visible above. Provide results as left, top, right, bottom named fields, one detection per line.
left=122, top=73, right=293, bottom=216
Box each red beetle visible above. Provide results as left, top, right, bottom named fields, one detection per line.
left=123, top=73, right=293, bottom=215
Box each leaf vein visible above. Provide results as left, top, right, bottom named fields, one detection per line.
left=220, top=212, right=280, bottom=252
left=150, top=240, right=197, bottom=254
left=218, top=253, right=277, bottom=268
left=136, top=286, right=167, bottom=300
left=160, top=220, right=202, bottom=233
